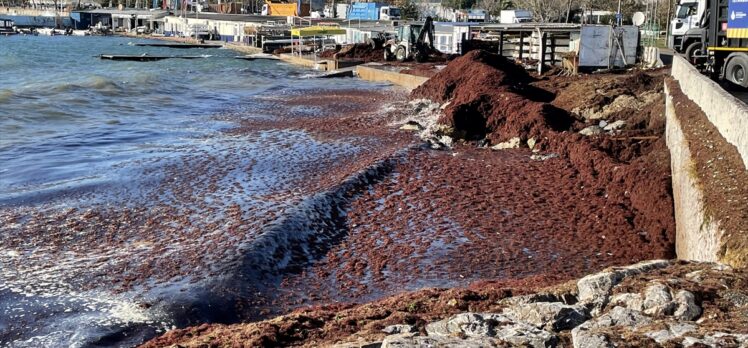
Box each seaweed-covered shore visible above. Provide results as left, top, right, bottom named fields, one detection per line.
left=141, top=51, right=694, bottom=347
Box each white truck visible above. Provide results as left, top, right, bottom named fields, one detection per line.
left=668, top=0, right=706, bottom=52
left=453, top=9, right=489, bottom=22
left=499, top=10, right=533, bottom=24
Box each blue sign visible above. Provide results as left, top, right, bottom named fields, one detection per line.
left=728, top=0, right=748, bottom=30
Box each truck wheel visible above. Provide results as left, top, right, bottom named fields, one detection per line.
left=415, top=50, right=427, bottom=63
left=725, top=55, right=748, bottom=88
left=383, top=47, right=393, bottom=61
left=395, top=46, right=407, bottom=62
left=367, top=38, right=378, bottom=50
left=684, top=42, right=703, bottom=64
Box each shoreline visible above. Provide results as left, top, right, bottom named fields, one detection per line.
left=120, top=33, right=427, bottom=89
left=4, top=35, right=745, bottom=348
left=139, top=51, right=690, bottom=347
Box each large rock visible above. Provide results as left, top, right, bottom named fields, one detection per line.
left=425, top=312, right=507, bottom=337
left=608, top=293, right=644, bottom=311
left=673, top=290, right=701, bottom=321
left=382, top=334, right=505, bottom=348
left=425, top=312, right=557, bottom=348
left=642, top=283, right=675, bottom=316
left=577, top=260, right=671, bottom=306
left=645, top=322, right=697, bottom=344
left=577, top=271, right=622, bottom=305
left=571, top=307, right=652, bottom=348
left=571, top=330, right=612, bottom=348
left=590, top=306, right=652, bottom=329
left=503, top=302, right=589, bottom=331
left=682, top=332, right=748, bottom=348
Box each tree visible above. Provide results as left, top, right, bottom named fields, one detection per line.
left=394, top=0, right=420, bottom=19
left=441, top=0, right=475, bottom=10
left=512, top=0, right=567, bottom=22
left=478, top=0, right=513, bottom=16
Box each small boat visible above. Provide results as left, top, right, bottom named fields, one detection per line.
left=0, top=18, right=17, bottom=36
left=18, top=28, right=38, bottom=36
left=72, top=30, right=90, bottom=36
left=37, top=28, right=56, bottom=36
left=234, top=53, right=281, bottom=61
left=90, top=22, right=112, bottom=36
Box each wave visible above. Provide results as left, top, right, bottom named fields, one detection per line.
left=0, top=287, right=168, bottom=348
left=147, top=147, right=412, bottom=328
left=49, top=76, right=125, bottom=95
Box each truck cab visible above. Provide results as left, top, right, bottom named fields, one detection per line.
left=500, top=10, right=533, bottom=24
left=380, top=6, right=400, bottom=20
left=669, top=0, right=706, bottom=52
left=692, top=0, right=748, bottom=87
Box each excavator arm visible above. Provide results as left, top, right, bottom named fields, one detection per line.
left=415, top=16, right=434, bottom=49
left=414, top=16, right=435, bottom=62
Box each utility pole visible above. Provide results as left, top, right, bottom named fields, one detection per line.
left=665, top=0, right=672, bottom=42
left=616, top=0, right=622, bottom=25
left=654, top=0, right=659, bottom=39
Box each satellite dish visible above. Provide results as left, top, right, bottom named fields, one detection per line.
left=632, top=12, right=646, bottom=26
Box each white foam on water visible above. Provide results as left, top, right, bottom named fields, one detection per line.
left=2, top=286, right=169, bottom=348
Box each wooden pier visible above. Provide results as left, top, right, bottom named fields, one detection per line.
left=99, top=54, right=209, bottom=61
left=133, top=43, right=223, bottom=49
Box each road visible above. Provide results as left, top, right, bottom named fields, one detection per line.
left=728, top=88, right=748, bottom=105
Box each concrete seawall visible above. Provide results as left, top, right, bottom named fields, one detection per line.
left=666, top=57, right=748, bottom=268
left=671, top=56, right=748, bottom=168
left=665, top=81, right=724, bottom=263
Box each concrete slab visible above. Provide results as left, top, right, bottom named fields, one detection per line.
left=355, top=64, right=429, bottom=90
left=317, top=68, right=356, bottom=78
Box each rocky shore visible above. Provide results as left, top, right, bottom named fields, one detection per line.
left=143, top=261, right=748, bottom=347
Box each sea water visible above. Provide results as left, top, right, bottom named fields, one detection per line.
left=0, top=35, right=383, bottom=347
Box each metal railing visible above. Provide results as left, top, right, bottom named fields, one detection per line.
left=290, top=16, right=311, bottom=27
